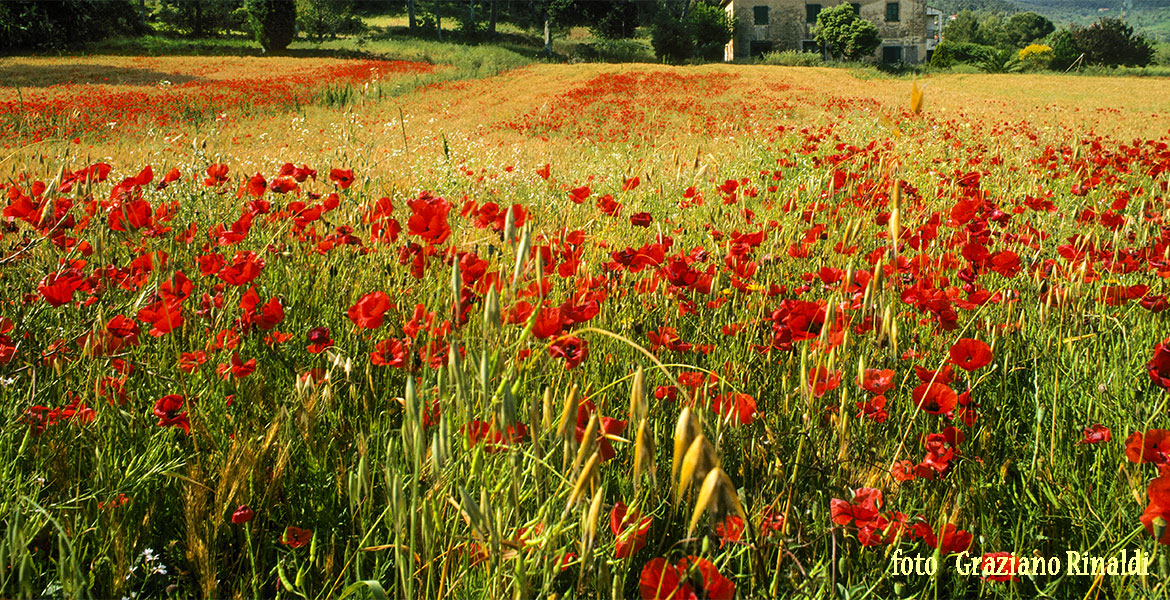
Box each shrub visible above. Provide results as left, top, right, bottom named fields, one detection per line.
left=813, top=3, right=880, bottom=62
left=758, top=50, right=823, bottom=66
left=1017, top=43, right=1053, bottom=70
left=1069, top=17, right=1154, bottom=67
left=929, top=41, right=997, bottom=68
left=244, top=0, right=297, bottom=53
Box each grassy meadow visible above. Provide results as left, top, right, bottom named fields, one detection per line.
left=2, top=46, right=1170, bottom=600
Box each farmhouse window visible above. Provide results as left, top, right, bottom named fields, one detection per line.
left=885, top=2, right=900, bottom=21
left=754, top=5, right=770, bottom=25
left=806, top=4, right=822, bottom=23
left=882, top=46, right=903, bottom=62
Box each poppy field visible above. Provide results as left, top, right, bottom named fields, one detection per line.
left=2, top=56, right=1170, bottom=599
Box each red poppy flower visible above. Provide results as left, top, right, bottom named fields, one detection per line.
left=1141, top=473, right=1170, bottom=544
left=232, top=505, right=254, bottom=525
left=1148, top=338, right=1170, bottom=391
left=918, top=523, right=973, bottom=555
left=38, top=270, right=86, bottom=307
left=549, top=335, right=589, bottom=369
left=758, top=507, right=786, bottom=540
left=245, top=173, right=266, bottom=198
left=536, top=164, right=551, bottom=180
left=980, top=552, right=1020, bottom=582
left=568, top=186, right=591, bottom=204
left=281, top=526, right=313, bottom=548
left=225, top=352, right=256, bottom=379
left=1126, top=430, right=1170, bottom=464
left=137, top=299, right=183, bottom=337
left=610, top=501, right=652, bottom=558
left=630, top=212, right=653, bottom=227
left=855, top=395, right=889, bottom=423
left=711, top=392, right=757, bottom=425
left=153, top=394, right=189, bottom=434
left=329, top=168, right=354, bottom=189
left=639, top=556, right=734, bottom=600
left=830, top=488, right=882, bottom=527
left=913, top=364, right=954, bottom=385
left=714, top=515, right=745, bottom=547
left=859, top=369, right=895, bottom=395
left=912, top=382, right=958, bottom=415
left=179, top=351, right=207, bottom=373
left=347, top=291, right=393, bottom=329
left=218, top=251, right=265, bottom=286
left=306, top=326, right=333, bottom=354
left=465, top=420, right=528, bottom=452
left=1078, top=424, right=1111, bottom=445
left=371, top=338, right=411, bottom=368
left=406, top=191, right=452, bottom=246
left=576, top=400, right=627, bottom=461
left=203, top=163, right=229, bottom=187
left=949, top=338, right=992, bottom=371
left=809, top=367, right=842, bottom=398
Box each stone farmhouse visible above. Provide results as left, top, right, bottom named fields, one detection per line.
left=722, top=0, right=943, bottom=63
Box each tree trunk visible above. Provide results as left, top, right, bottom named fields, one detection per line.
left=489, top=0, right=497, bottom=35
left=543, top=15, right=551, bottom=56
left=436, top=0, right=443, bottom=41
left=408, top=0, right=417, bottom=30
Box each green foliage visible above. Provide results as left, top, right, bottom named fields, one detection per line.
left=650, top=1, right=733, bottom=63
left=1047, top=27, right=1081, bottom=70
left=928, top=40, right=997, bottom=67
left=296, top=0, right=365, bottom=42
left=1004, top=11, right=1055, bottom=47
left=977, top=46, right=1019, bottom=72
left=1070, top=18, right=1155, bottom=67
left=813, top=3, right=881, bottom=61
left=687, top=2, right=734, bottom=61
left=155, top=0, right=246, bottom=37
left=940, top=10, right=982, bottom=45
left=586, top=0, right=641, bottom=40
left=758, top=50, right=823, bottom=66
left=651, top=10, right=693, bottom=63
left=244, top=0, right=298, bottom=52
left=0, top=0, right=146, bottom=50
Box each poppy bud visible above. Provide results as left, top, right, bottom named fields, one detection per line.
left=232, top=505, right=254, bottom=525
left=1155, top=516, right=1167, bottom=542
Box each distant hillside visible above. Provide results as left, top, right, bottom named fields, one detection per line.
left=927, top=0, right=1170, bottom=41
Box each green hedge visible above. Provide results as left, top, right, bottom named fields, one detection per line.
left=929, top=41, right=998, bottom=67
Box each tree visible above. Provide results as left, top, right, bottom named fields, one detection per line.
left=941, top=10, right=981, bottom=44
left=0, top=0, right=145, bottom=49
left=687, top=1, right=733, bottom=61
left=1004, top=12, right=1054, bottom=48
left=157, top=0, right=243, bottom=37
left=651, top=9, right=693, bottom=63
left=813, top=3, right=880, bottom=61
left=244, top=0, right=297, bottom=52
left=1047, top=28, right=1081, bottom=70
left=1070, top=18, right=1154, bottom=67
left=651, top=0, right=732, bottom=63
left=587, top=0, right=640, bottom=40
left=297, top=0, right=364, bottom=41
